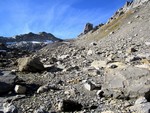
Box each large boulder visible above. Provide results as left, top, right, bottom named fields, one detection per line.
left=0, top=72, right=17, bottom=94
left=18, top=56, right=44, bottom=72
left=103, top=66, right=150, bottom=99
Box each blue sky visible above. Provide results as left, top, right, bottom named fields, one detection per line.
left=0, top=0, right=127, bottom=39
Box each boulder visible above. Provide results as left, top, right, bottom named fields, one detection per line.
left=14, top=85, right=26, bottom=94
left=0, top=72, right=17, bottom=94
left=130, top=97, right=150, bottom=113
left=18, top=56, right=44, bottom=72
left=3, top=103, right=18, bottom=113
left=103, top=66, right=150, bottom=99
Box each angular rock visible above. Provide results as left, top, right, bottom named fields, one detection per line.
left=84, top=82, right=96, bottom=91
left=37, top=85, right=49, bottom=94
left=135, top=97, right=147, bottom=105
left=83, top=80, right=101, bottom=91
left=130, top=97, right=150, bottom=113
left=3, top=103, right=18, bottom=113
left=18, top=56, right=44, bottom=72
left=14, top=85, right=26, bottom=94
left=104, top=66, right=150, bottom=98
left=34, top=106, right=47, bottom=113
left=37, top=84, right=59, bottom=94
left=87, top=50, right=93, bottom=56
left=0, top=72, right=17, bottom=94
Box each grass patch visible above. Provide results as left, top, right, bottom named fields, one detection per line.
left=85, top=10, right=133, bottom=41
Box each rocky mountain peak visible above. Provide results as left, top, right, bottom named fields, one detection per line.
left=84, top=23, right=93, bottom=34
left=14, top=32, right=62, bottom=42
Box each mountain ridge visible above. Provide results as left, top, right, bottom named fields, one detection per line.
left=0, top=31, right=63, bottom=44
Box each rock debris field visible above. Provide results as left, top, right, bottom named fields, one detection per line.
left=0, top=0, right=150, bottom=113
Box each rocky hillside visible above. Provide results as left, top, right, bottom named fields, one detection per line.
left=77, top=0, right=150, bottom=44
left=0, top=0, right=150, bottom=113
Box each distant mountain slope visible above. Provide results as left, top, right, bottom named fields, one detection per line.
left=0, top=32, right=63, bottom=44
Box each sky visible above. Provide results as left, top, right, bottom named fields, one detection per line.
left=0, top=0, right=128, bottom=39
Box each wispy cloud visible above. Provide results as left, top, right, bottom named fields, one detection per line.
left=0, top=0, right=124, bottom=38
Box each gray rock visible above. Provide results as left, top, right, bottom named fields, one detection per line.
left=14, top=85, right=26, bottom=94
left=34, top=106, right=47, bottom=113
left=37, top=85, right=49, bottom=94
left=18, top=56, right=44, bottom=72
left=37, top=84, right=59, bottom=94
left=103, top=66, right=150, bottom=98
left=0, top=72, right=17, bottom=94
left=87, top=50, right=93, bottom=56
left=130, top=97, right=150, bottom=113
left=3, top=103, right=18, bottom=113
left=84, top=82, right=96, bottom=91
left=83, top=80, right=101, bottom=91
left=135, top=97, right=147, bottom=105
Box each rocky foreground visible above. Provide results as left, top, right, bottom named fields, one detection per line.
left=0, top=0, right=150, bottom=113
